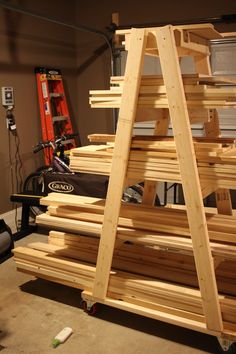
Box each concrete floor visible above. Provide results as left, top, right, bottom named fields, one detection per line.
left=0, top=232, right=222, bottom=354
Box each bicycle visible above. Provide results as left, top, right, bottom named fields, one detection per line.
left=23, top=133, right=160, bottom=217
left=22, top=134, right=79, bottom=218
left=23, top=134, right=77, bottom=195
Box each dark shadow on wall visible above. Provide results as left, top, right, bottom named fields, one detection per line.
left=0, top=29, right=76, bottom=50
left=76, top=43, right=109, bottom=77
left=1, top=2, right=75, bottom=64
left=3, top=4, right=23, bottom=64
left=0, top=62, right=77, bottom=75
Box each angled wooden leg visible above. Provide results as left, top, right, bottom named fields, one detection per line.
left=194, top=55, right=232, bottom=216
left=92, top=28, right=147, bottom=299
left=156, top=26, right=223, bottom=332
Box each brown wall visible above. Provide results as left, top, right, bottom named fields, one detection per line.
left=1, top=0, right=236, bottom=213
left=0, top=1, right=77, bottom=214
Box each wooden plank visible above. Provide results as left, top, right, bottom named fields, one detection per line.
left=45, top=230, right=236, bottom=263
left=81, top=135, right=236, bottom=146
left=88, top=134, right=115, bottom=143
left=82, top=290, right=236, bottom=341
left=116, top=23, right=222, bottom=39
left=69, top=140, right=236, bottom=189
left=90, top=100, right=236, bottom=109
left=111, top=74, right=236, bottom=87
left=92, top=84, right=236, bottom=97
left=174, top=24, right=223, bottom=40
left=89, top=90, right=236, bottom=109
left=93, top=28, right=147, bottom=300
left=81, top=291, right=219, bottom=336
left=27, top=240, right=200, bottom=290
left=14, top=237, right=236, bottom=304
left=40, top=192, right=236, bottom=238
left=13, top=245, right=236, bottom=328
left=118, top=25, right=222, bottom=55
left=37, top=205, right=236, bottom=245
left=156, top=25, right=222, bottom=332
left=111, top=12, right=120, bottom=47
left=16, top=243, right=236, bottom=338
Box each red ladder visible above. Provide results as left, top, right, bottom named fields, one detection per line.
left=35, top=67, right=77, bottom=165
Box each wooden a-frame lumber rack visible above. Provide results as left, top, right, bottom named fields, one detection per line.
left=13, top=23, right=236, bottom=350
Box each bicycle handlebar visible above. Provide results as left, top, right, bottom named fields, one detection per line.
left=33, top=142, right=50, bottom=153
left=54, top=133, right=79, bottom=144
left=33, top=133, right=79, bottom=154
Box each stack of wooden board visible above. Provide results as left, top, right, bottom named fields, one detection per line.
left=69, top=135, right=236, bottom=191
left=14, top=228, right=236, bottom=293
left=13, top=242, right=236, bottom=331
left=13, top=192, right=236, bottom=331
left=35, top=192, right=236, bottom=246
left=90, top=74, right=236, bottom=109
left=32, top=192, right=236, bottom=245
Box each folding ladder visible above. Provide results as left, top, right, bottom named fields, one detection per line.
left=35, top=67, right=77, bottom=164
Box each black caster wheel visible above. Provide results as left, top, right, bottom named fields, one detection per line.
left=217, top=341, right=236, bottom=354
left=82, top=301, right=97, bottom=315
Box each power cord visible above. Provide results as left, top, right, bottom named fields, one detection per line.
left=6, top=109, right=23, bottom=231
left=14, top=131, right=24, bottom=193
left=7, top=128, right=17, bottom=230
left=8, top=129, right=14, bottom=196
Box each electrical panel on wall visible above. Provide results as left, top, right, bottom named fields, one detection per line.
left=1, top=87, right=14, bottom=107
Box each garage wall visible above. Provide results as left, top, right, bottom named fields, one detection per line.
left=0, top=1, right=77, bottom=214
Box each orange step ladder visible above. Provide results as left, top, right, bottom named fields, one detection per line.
left=35, top=67, right=78, bottom=165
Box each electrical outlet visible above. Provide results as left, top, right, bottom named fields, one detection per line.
left=1, top=87, right=14, bottom=107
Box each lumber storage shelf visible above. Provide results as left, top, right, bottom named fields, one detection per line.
left=13, top=23, right=236, bottom=345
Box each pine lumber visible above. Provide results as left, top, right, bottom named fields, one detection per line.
left=29, top=231, right=236, bottom=296
left=16, top=259, right=212, bottom=334
left=36, top=209, right=236, bottom=246
left=25, top=239, right=236, bottom=299
left=88, top=134, right=236, bottom=145
left=110, top=74, right=236, bottom=87
left=46, top=230, right=236, bottom=273
left=90, top=75, right=236, bottom=109
left=92, top=28, right=148, bottom=300
left=155, top=26, right=223, bottom=332
left=41, top=192, right=227, bottom=226
left=13, top=245, right=236, bottom=332
left=69, top=136, right=236, bottom=191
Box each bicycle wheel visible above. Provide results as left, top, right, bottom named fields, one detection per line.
left=23, top=170, right=48, bottom=219
left=23, top=165, right=51, bottom=194
left=23, top=171, right=44, bottom=195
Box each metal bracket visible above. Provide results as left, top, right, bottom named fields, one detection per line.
left=218, top=337, right=234, bottom=351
